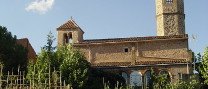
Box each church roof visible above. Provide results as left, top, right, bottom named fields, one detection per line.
left=16, top=38, right=36, bottom=61
left=57, top=19, right=84, bottom=33
left=75, top=34, right=188, bottom=45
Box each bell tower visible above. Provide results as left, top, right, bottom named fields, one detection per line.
left=57, top=19, right=84, bottom=46
left=156, top=0, right=185, bottom=36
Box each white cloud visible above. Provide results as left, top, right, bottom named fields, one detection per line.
left=25, top=0, right=54, bottom=14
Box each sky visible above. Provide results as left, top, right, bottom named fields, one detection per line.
left=0, top=0, right=207, bottom=54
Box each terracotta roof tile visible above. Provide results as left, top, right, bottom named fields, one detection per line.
left=135, top=59, right=187, bottom=65
left=16, top=38, right=36, bottom=61
left=57, top=19, right=84, bottom=34
left=57, top=19, right=80, bottom=29
left=92, top=59, right=188, bottom=67
left=92, top=62, right=132, bottom=67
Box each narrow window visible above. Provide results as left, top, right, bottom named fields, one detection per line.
left=166, top=0, right=173, bottom=4
left=124, top=48, right=129, bottom=52
left=63, top=33, right=69, bottom=44
left=68, top=32, right=72, bottom=39
left=68, top=32, right=73, bottom=43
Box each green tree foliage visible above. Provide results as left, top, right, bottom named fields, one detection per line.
left=172, top=75, right=201, bottom=89
left=193, top=53, right=206, bottom=86
left=0, top=26, right=27, bottom=74
left=43, top=31, right=56, bottom=52
left=26, top=49, right=50, bottom=85
left=42, top=31, right=60, bottom=70
left=152, top=74, right=170, bottom=89
left=85, top=68, right=126, bottom=89
left=148, top=68, right=200, bottom=89
left=200, top=47, right=208, bottom=85
left=26, top=32, right=56, bottom=85
left=59, top=45, right=90, bottom=89
left=148, top=68, right=170, bottom=89
left=195, top=51, right=208, bottom=88
left=195, top=53, right=202, bottom=72
left=27, top=31, right=90, bottom=89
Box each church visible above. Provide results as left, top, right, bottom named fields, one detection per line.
left=56, top=0, right=192, bottom=87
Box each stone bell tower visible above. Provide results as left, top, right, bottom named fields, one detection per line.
left=156, top=0, right=185, bottom=36
left=57, top=19, right=84, bottom=45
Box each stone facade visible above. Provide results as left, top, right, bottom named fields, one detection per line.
left=156, top=0, right=185, bottom=36
left=57, top=20, right=84, bottom=45
left=56, top=0, right=192, bottom=87
left=74, top=37, right=190, bottom=64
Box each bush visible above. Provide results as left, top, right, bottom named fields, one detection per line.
left=0, top=26, right=28, bottom=74
left=85, top=68, right=126, bottom=89
left=59, top=45, right=90, bottom=89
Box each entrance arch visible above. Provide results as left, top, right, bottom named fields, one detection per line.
left=144, top=70, right=151, bottom=88
left=130, top=71, right=142, bottom=87
left=121, top=72, right=128, bottom=84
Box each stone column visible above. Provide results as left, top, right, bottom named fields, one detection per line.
left=131, top=47, right=136, bottom=65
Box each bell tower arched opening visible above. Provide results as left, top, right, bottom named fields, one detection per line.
left=68, top=32, right=73, bottom=43
left=166, top=0, right=173, bottom=3
left=63, top=33, right=69, bottom=44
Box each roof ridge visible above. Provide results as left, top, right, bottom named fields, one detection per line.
left=84, top=34, right=188, bottom=41
left=70, top=19, right=80, bottom=27
left=57, top=19, right=79, bottom=29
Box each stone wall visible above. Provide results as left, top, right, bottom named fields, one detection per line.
left=74, top=38, right=192, bottom=83
left=57, top=29, right=83, bottom=45
left=76, top=39, right=191, bottom=64
left=77, top=43, right=133, bottom=63
left=138, top=40, right=189, bottom=59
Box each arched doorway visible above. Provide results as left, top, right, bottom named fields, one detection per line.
left=144, top=70, right=151, bottom=89
left=121, top=72, right=128, bottom=84
left=130, top=71, right=142, bottom=87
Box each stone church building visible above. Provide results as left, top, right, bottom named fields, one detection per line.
left=56, top=0, right=192, bottom=87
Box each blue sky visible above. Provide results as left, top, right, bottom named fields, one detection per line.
left=0, top=0, right=207, bottom=54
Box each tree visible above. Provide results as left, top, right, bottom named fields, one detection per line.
left=200, top=47, right=208, bottom=85
left=26, top=32, right=56, bottom=86
left=0, top=26, right=28, bottom=74
left=42, top=31, right=60, bottom=70
left=26, top=49, right=50, bottom=86
left=59, top=45, right=90, bottom=89
left=85, top=68, right=126, bottom=89
left=27, top=32, right=90, bottom=88
left=195, top=53, right=202, bottom=72
left=147, top=68, right=171, bottom=89
left=43, top=31, right=56, bottom=52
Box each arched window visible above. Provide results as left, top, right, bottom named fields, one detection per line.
left=68, top=32, right=72, bottom=39
left=68, top=32, right=73, bottom=43
left=63, top=33, right=69, bottom=44
left=166, top=0, right=173, bottom=4
left=121, top=72, right=128, bottom=84
left=130, top=71, right=142, bottom=87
